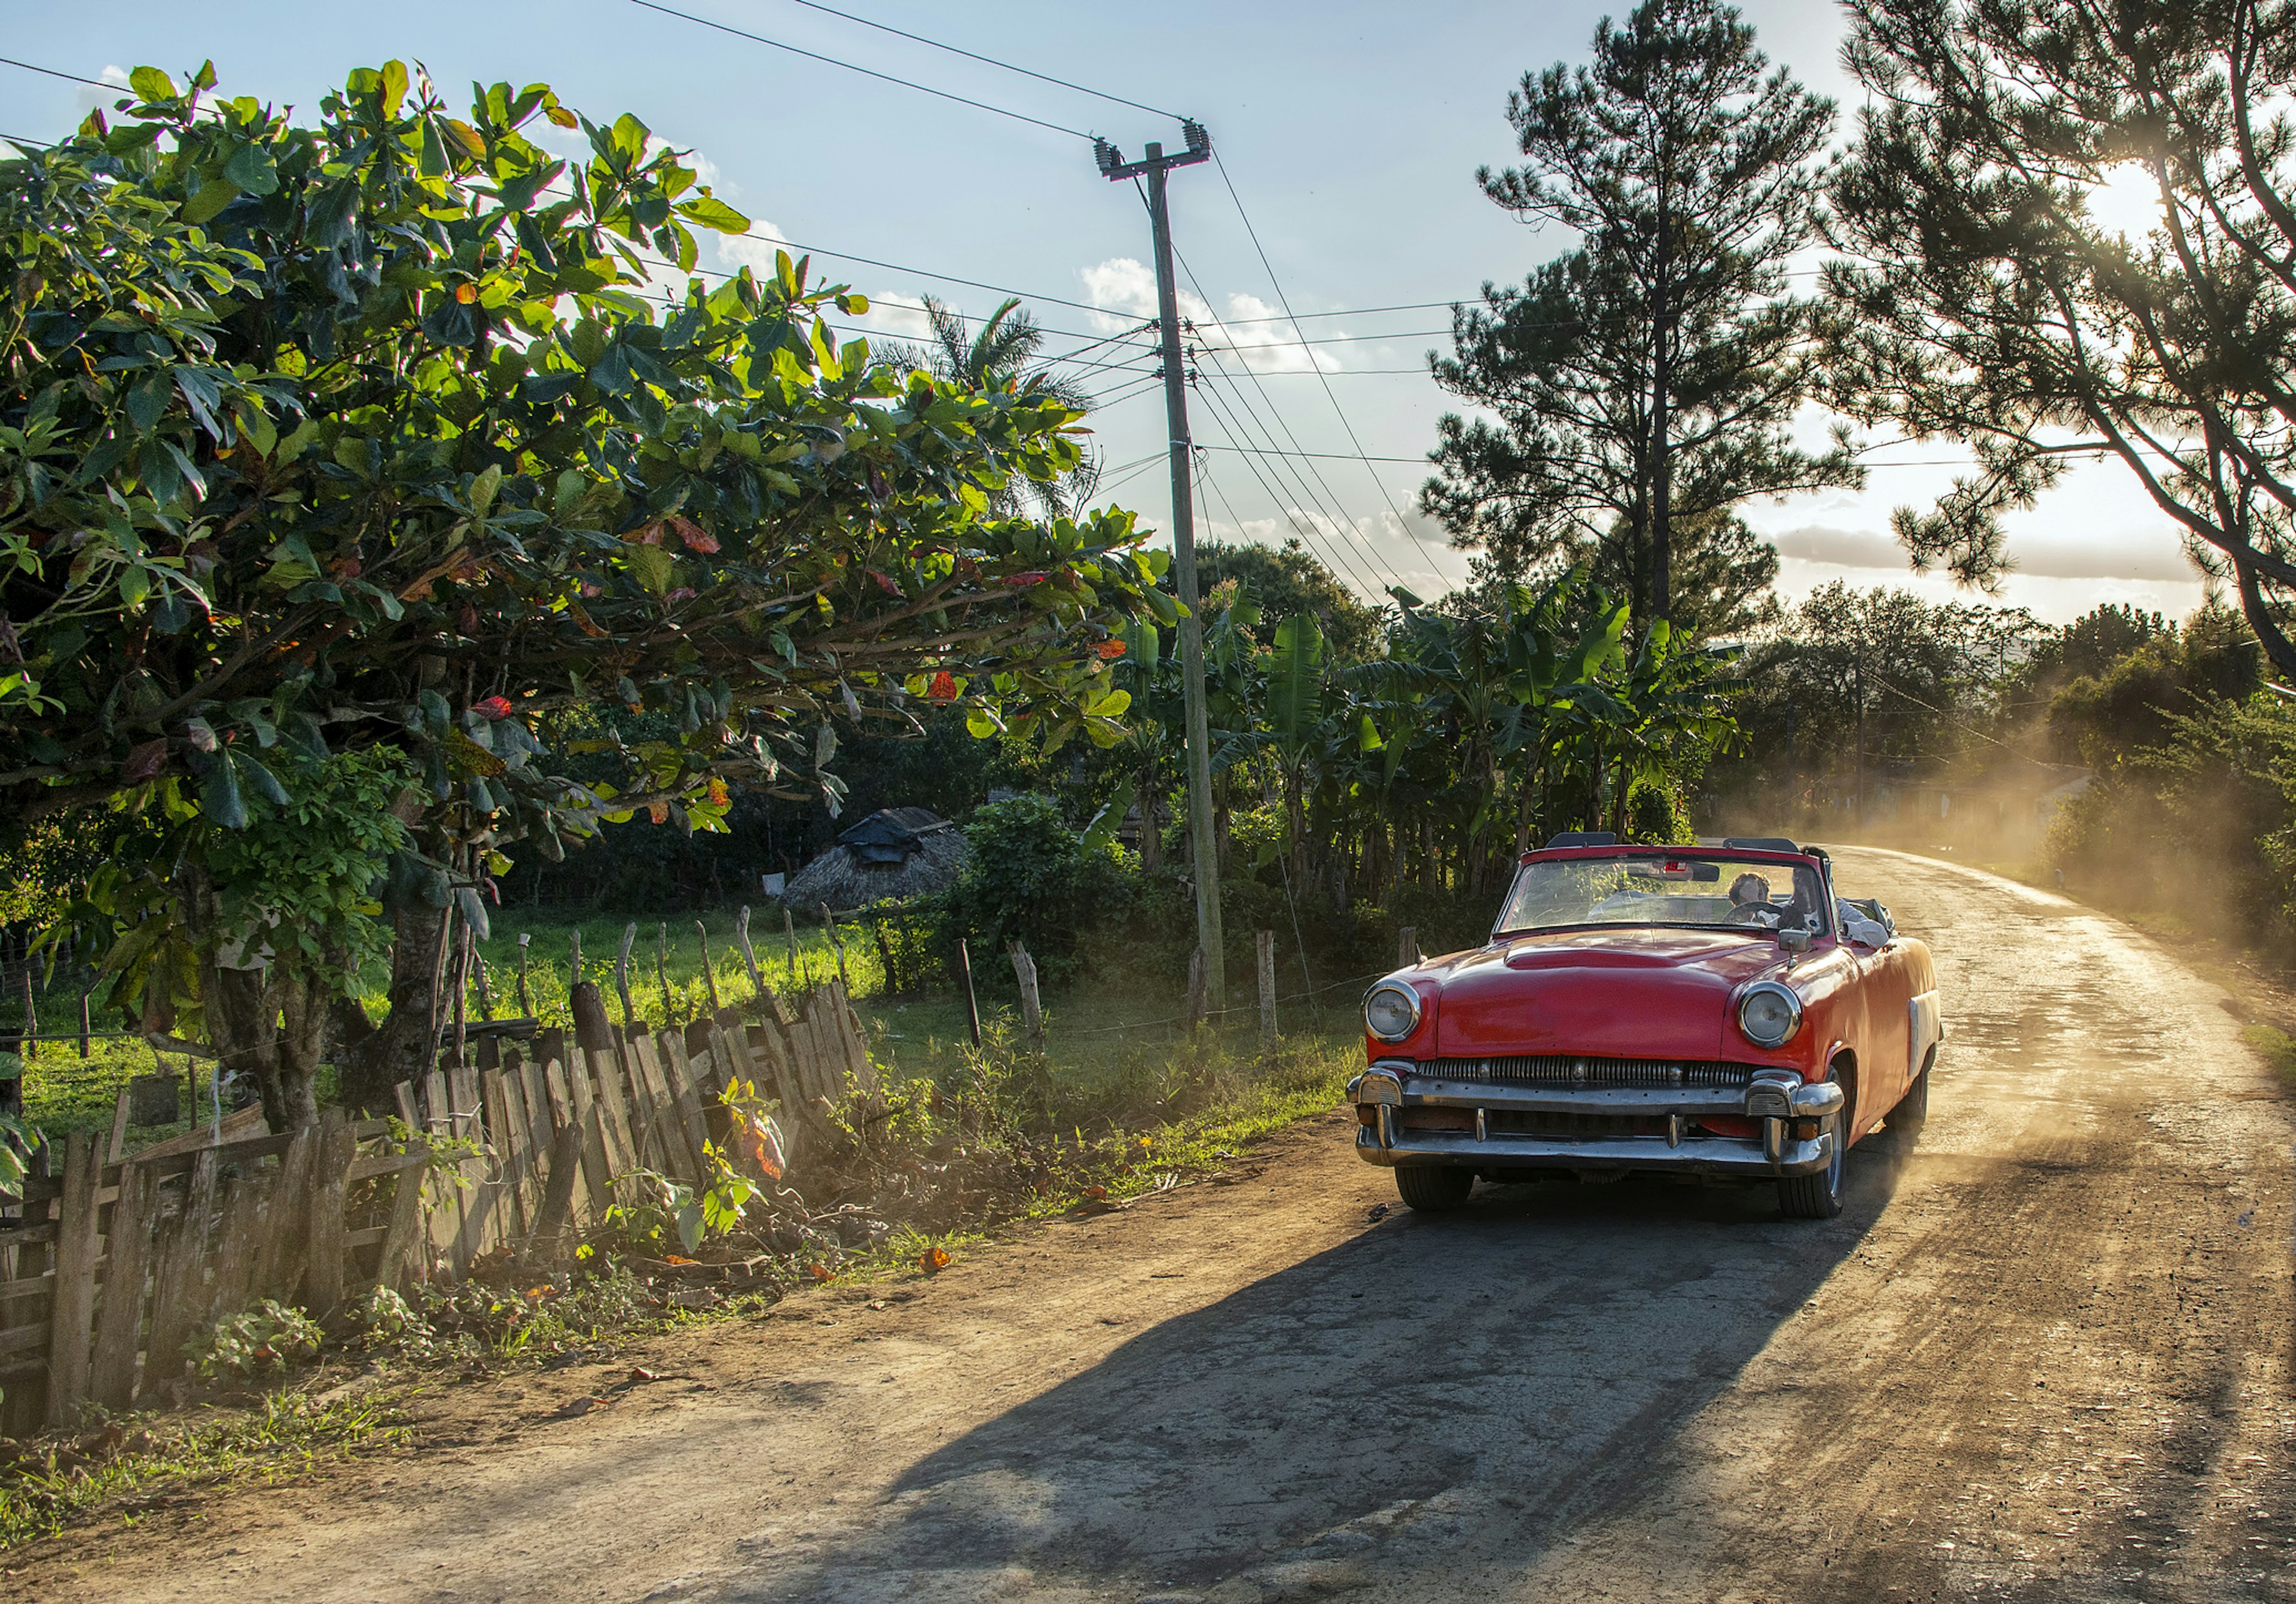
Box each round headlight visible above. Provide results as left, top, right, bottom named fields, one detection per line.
left=1738, top=981, right=1803, bottom=1048
left=1363, top=981, right=1422, bottom=1042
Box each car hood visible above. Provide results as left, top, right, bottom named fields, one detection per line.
left=1425, top=927, right=1799, bottom=1061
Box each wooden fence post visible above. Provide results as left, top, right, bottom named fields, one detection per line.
left=820, top=905, right=853, bottom=995
left=516, top=932, right=533, bottom=1016
left=306, top=1110, right=356, bottom=1319
left=783, top=906, right=799, bottom=986
left=378, top=1135, right=431, bottom=1289
left=88, top=1157, right=158, bottom=1410
left=957, top=938, right=982, bottom=1048
left=105, top=1088, right=131, bottom=1164
left=1399, top=926, right=1419, bottom=968
left=1185, top=947, right=1208, bottom=1034
left=734, top=906, right=767, bottom=1007
left=615, top=922, right=639, bottom=1027
left=656, top=923, right=676, bottom=1024
left=1257, top=931, right=1278, bottom=1058
left=1006, top=941, right=1045, bottom=1050
left=45, top=1130, right=99, bottom=1425
left=16, top=963, right=35, bottom=1062
left=695, top=920, right=722, bottom=1013
left=77, top=989, right=90, bottom=1059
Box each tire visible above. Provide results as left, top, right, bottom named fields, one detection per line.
left=1778, top=1070, right=1850, bottom=1219
left=1892, top=1056, right=1932, bottom=1148
left=1394, top=1165, right=1476, bottom=1213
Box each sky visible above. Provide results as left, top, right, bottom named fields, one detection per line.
left=0, top=0, right=2214, bottom=625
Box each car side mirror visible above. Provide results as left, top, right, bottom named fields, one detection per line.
left=1779, top=929, right=1811, bottom=954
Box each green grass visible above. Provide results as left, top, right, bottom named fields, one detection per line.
left=11, top=902, right=1375, bottom=1152
left=0, top=1388, right=412, bottom=1548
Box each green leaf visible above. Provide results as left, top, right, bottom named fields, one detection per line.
left=129, top=66, right=178, bottom=102
left=199, top=755, right=248, bottom=830
left=1266, top=612, right=1326, bottom=748
left=624, top=542, right=674, bottom=594
left=181, top=176, right=241, bottom=225
left=675, top=195, right=751, bottom=233
left=469, top=463, right=503, bottom=521
left=223, top=142, right=279, bottom=197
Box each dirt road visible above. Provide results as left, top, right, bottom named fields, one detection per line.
left=30, top=849, right=2296, bottom=1602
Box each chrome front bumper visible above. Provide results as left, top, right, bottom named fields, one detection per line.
left=1349, top=1063, right=1841, bottom=1179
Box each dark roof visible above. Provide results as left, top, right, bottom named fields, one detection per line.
left=835, top=807, right=955, bottom=865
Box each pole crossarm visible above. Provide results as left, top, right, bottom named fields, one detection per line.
left=1094, top=121, right=1211, bottom=181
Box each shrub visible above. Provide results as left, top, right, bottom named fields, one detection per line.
left=938, top=794, right=1137, bottom=987
left=187, top=1300, right=323, bottom=1381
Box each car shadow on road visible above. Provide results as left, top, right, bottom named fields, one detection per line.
left=751, top=1147, right=1906, bottom=1602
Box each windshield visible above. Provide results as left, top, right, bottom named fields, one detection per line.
left=1495, top=853, right=1832, bottom=936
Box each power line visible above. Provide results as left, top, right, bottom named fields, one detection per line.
left=1189, top=372, right=1391, bottom=599
left=0, top=54, right=112, bottom=92
left=1211, top=149, right=1446, bottom=567
left=1201, top=443, right=1427, bottom=465
left=772, top=0, right=1186, bottom=122
left=630, top=0, right=1095, bottom=141
left=1190, top=358, right=1396, bottom=595
left=1172, top=234, right=1404, bottom=586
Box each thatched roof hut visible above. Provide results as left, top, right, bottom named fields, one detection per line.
left=781, top=807, right=966, bottom=911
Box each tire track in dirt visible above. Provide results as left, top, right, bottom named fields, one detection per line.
left=20, top=848, right=2296, bottom=1603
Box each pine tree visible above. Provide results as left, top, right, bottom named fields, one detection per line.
left=1827, top=0, right=2296, bottom=676
left=1424, top=0, right=1857, bottom=633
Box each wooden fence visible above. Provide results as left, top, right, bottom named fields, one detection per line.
left=391, top=978, right=881, bottom=1280
left=0, top=978, right=882, bottom=1435
left=0, top=1111, right=424, bottom=1435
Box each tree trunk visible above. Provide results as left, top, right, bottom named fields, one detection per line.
left=335, top=902, right=450, bottom=1114
left=1648, top=181, right=1674, bottom=626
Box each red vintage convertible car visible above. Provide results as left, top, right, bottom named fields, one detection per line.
left=1351, top=835, right=1941, bottom=1218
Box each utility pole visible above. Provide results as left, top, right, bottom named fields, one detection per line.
left=1097, top=121, right=1225, bottom=1011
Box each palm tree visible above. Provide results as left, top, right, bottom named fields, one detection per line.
left=879, top=297, right=1100, bottom=519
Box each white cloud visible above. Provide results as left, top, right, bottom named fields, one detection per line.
left=1076, top=259, right=1338, bottom=374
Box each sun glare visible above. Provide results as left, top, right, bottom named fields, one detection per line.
left=2086, top=161, right=2163, bottom=241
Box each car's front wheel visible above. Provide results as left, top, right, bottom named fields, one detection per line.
left=1394, top=1165, right=1475, bottom=1212
left=1778, top=1069, right=1850, bottom=1219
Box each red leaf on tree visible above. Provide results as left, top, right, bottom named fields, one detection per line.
left=1000, top=571, right=1048, bottom=588
left=647, top=802, right=669, bottom=824
left=474, top=696, right=514, bottom=721
left=1095, top=638, right=1127, bottom=659
left=927, top=670, right=958, bottom=703
left=869, top=569, right=902, bottom=596
left=669, top=517, right=719, bottom=554
left=664, top=587, right=696, bottom=604
left=627, top=523, right=665, bottom=546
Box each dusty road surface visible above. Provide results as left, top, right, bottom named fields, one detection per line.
left=27, top=848, right=2296, bottom=1602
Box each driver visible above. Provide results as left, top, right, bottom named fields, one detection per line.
left=1727, top=873, right=1781, bottom=926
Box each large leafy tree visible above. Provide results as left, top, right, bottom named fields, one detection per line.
left=1424, top=0, right=1858, bottom=632
left=1827, top=0, right=2296, bottom=676
left=1, top=62, right=1165, bottom=1124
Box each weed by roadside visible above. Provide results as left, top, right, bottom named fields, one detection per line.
left=2243, top=1026, right=2296, bottom=1088
left=0, top=1389, right=411, bottom=1547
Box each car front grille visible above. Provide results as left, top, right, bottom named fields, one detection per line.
left=1415, top=1056, right=1752, bottom=1091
